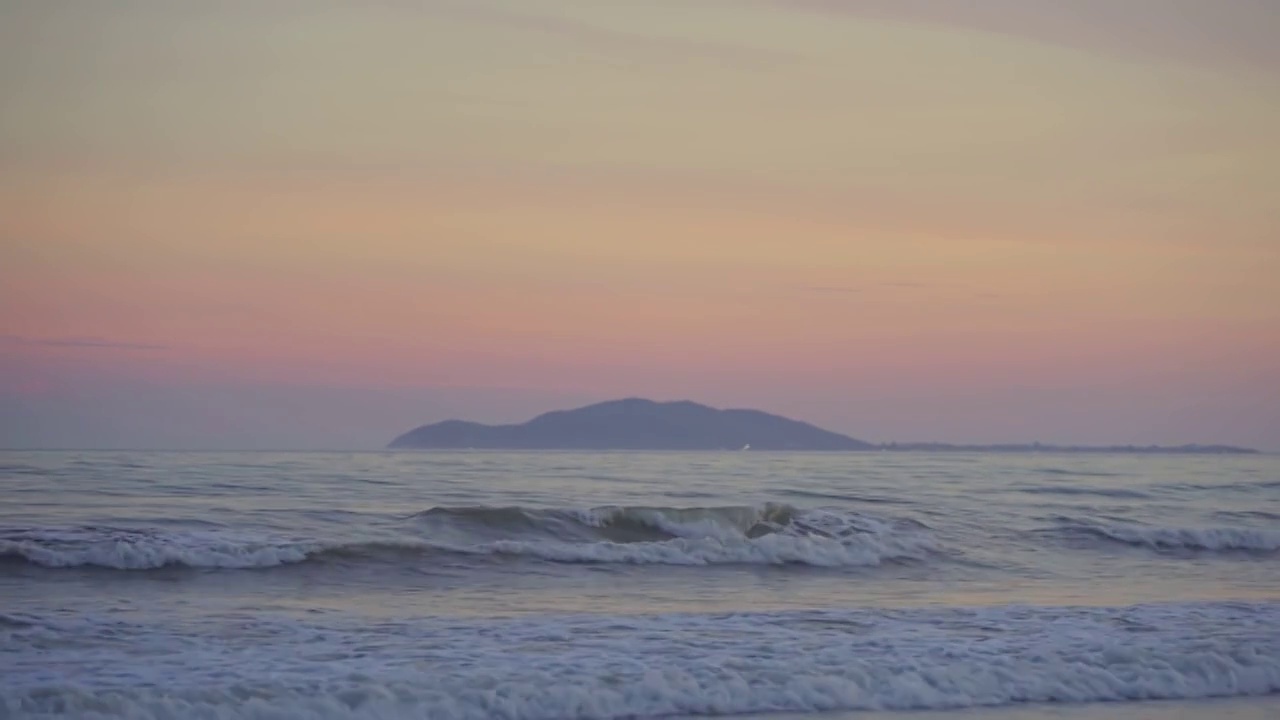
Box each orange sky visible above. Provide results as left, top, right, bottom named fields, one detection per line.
left=2, top=1, right=1278, bottom=449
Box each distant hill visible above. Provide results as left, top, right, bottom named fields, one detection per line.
left=387, top=398, right=875, bottom=451
left=388, top=398, right=1259, bottom=454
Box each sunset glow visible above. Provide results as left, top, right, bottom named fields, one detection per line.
left=3, top=1, right=1278, bottom=449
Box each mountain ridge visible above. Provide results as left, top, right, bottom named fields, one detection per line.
left=387, top=398, right=874, bottom=451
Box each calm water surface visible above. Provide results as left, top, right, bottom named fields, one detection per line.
left=2, top=451, right=1277, bottom=718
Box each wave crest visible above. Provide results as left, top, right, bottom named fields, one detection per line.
left=1056, top=519, right=1280, bottom=553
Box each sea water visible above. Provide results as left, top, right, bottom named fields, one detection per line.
left=1, top=450, right=1277, bottom=719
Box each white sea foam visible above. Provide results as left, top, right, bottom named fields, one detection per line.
left=1, top=529, right=926, bottom=569
left=471, top=529, right=932, bottom=566
left=3, top=602, right=1278, bottom=719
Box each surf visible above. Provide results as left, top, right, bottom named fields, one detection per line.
left=0, top=503, right=939, bottom=571
left=5, top=601, right=1279, bottom=719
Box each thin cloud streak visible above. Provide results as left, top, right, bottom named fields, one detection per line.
left=1, top=335, right=168, bottom=351
left=802, top=282, right=945, bottom=294
left=804, top=286, right=864, bottom=294
left=424, top=0, right=798, bottom=69
left=771, top=0, right=1280, bottom=74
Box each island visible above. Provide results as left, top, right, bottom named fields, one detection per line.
left=388, top=398, right=1259, bottom=453
left=387, top=398, right=874, bottom=450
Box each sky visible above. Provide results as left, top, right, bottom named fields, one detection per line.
left=2, top=0, right=1278, bottom=451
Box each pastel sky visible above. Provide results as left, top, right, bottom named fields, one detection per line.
left=2, top=0, right=1278, bottom=450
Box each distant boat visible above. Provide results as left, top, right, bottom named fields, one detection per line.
left=740, top=444, right=750, bottom=451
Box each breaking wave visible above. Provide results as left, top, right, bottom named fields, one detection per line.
left=0, top=504, right=939, bottom=571
left=1054, top=518, right=1280, bottom=553
left=0, top=527, right=327, bottom=570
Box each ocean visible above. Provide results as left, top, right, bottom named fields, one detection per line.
left=1, top=450, right=1277, bottom=719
